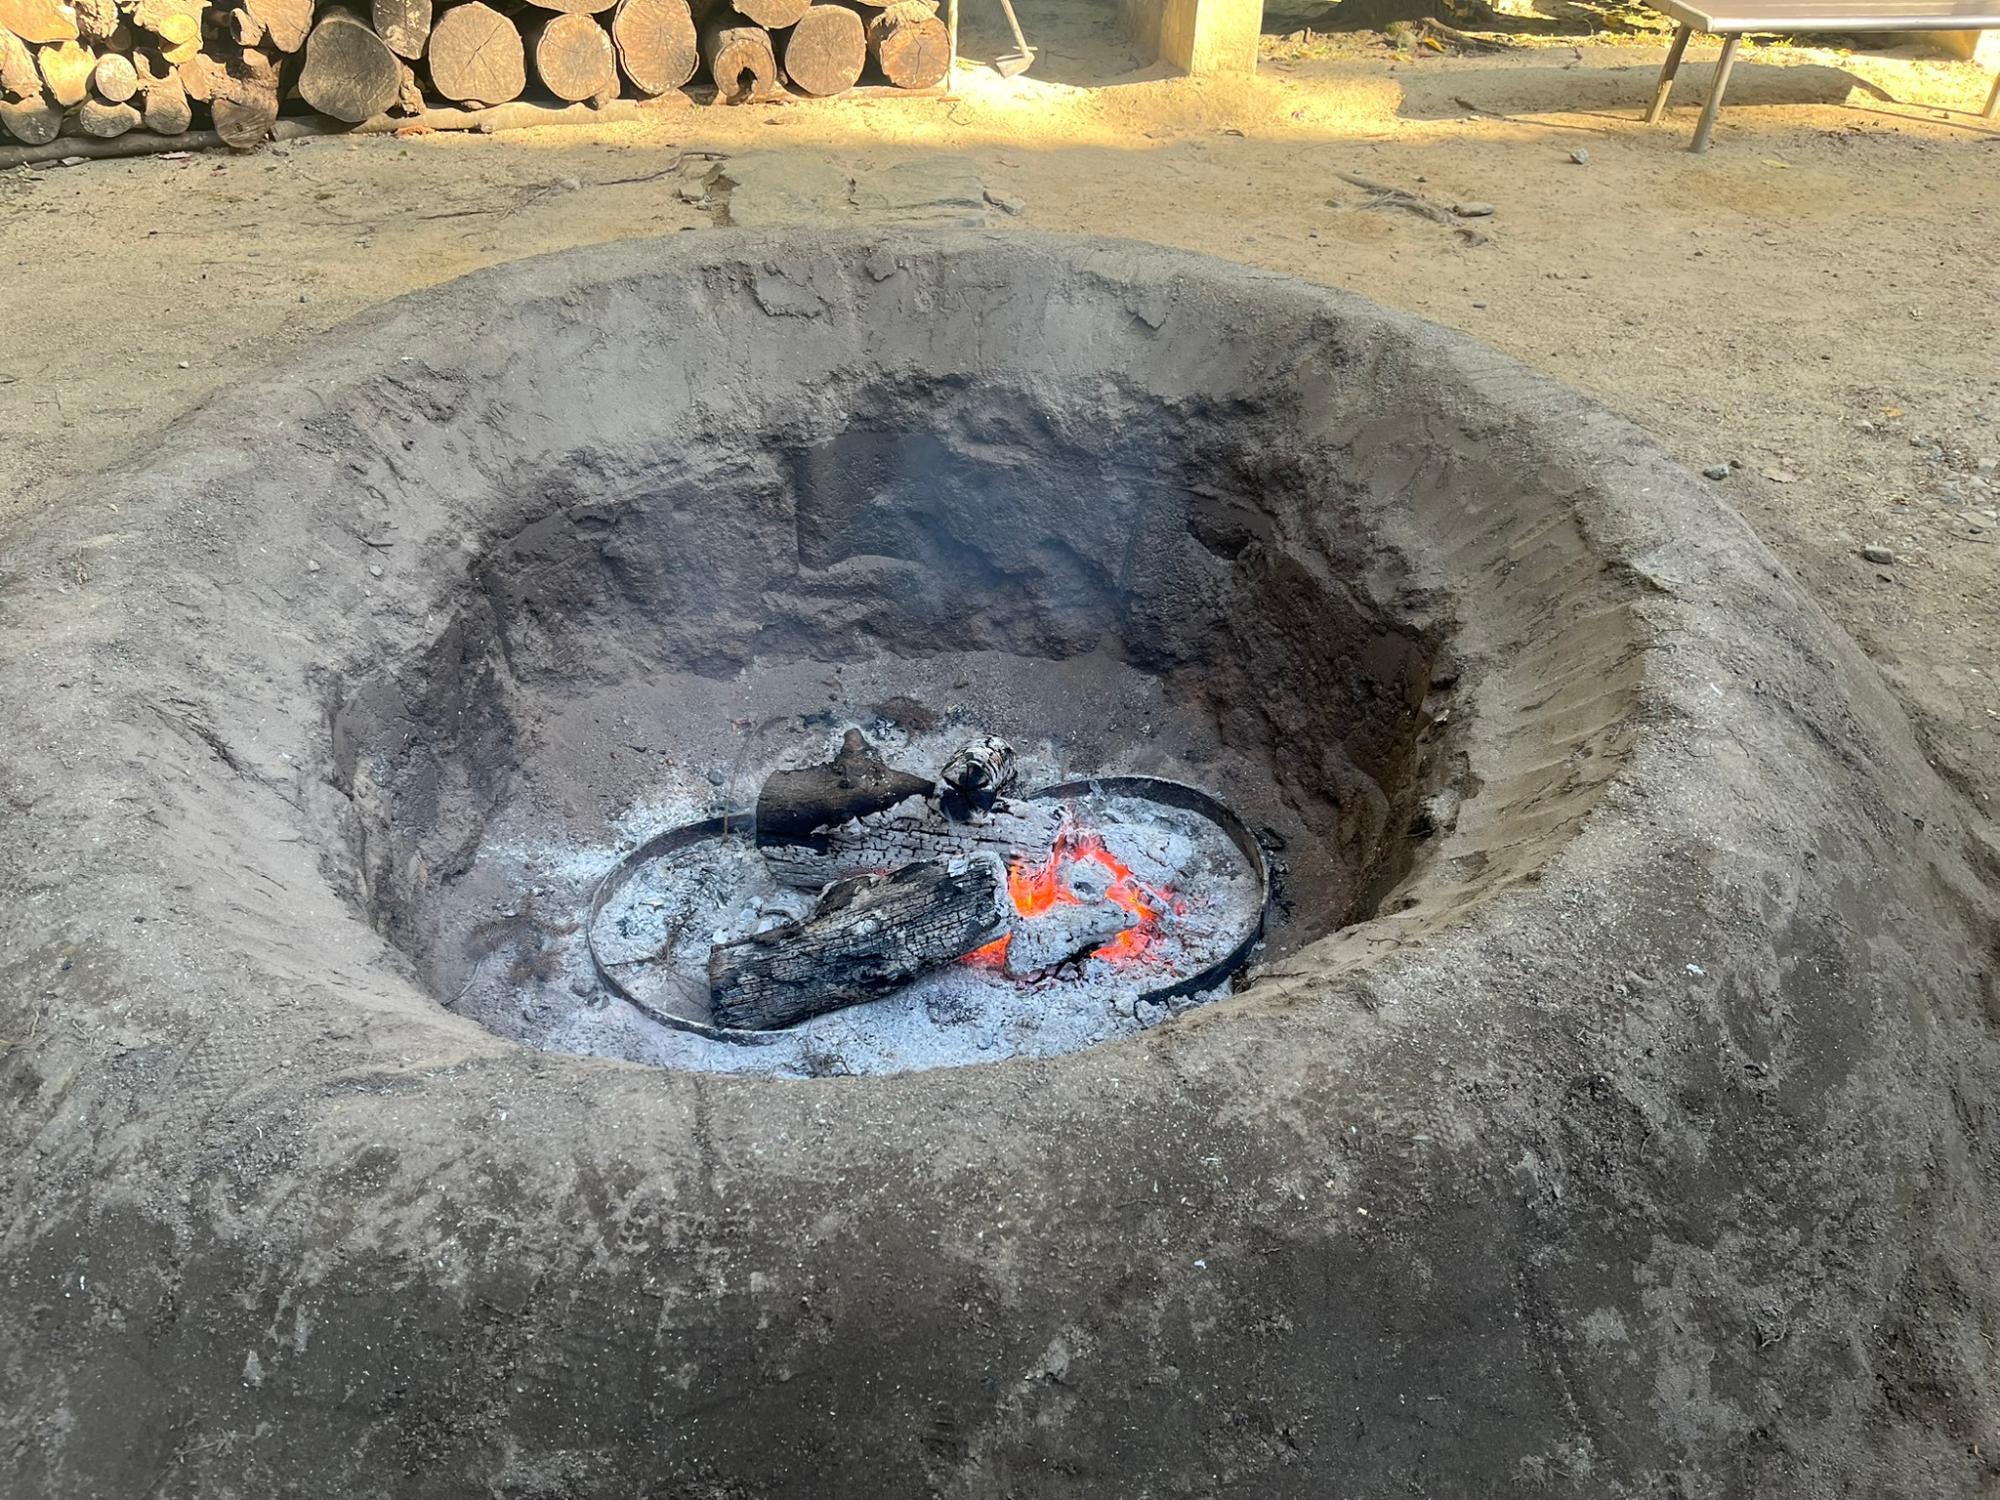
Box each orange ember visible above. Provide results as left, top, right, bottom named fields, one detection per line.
left=973, top=818, right=1176, bottom=970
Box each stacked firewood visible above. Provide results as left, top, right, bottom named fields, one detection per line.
left=0, top=0, right=950, bottom=147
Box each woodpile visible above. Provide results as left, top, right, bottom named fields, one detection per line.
left=1, top=0, right=949, bottom=150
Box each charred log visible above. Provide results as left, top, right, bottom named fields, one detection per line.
left=754, top=727, right=934, bottom=845
left=760, top=792, right=1062, bottom=892
left=708, top=855, right=1009, bottom=1030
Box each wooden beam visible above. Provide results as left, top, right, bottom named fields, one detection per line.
left=1124, top=0, right=1262, bottom=75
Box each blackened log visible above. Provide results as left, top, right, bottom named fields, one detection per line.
left=709, top=855, right=1009, bottom=1030
left=754, top=727, right=933, bottom=845
left=760, top=792, right=1061, bottom=892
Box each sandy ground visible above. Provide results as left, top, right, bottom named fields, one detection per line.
left=2, top=0, right=1996, bottom=822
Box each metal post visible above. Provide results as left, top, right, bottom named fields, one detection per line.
left=1985, top=69, right=1999, bottom=120
left=1646, top=24, right=1693, bottom=124
left=1690, top=32, right=1741, bottom=153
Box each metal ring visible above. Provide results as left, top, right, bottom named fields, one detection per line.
left=584, top=777, right=1270, bottom=1042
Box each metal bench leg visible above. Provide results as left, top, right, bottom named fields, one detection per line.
left=1690, top=32, right=1741, bottom=152
left=1646, top=24, right=1693, bottom=124
left=1985, top=70, right=1999, bottom=121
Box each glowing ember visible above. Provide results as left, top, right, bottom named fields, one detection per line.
left=973, top=817, right=1175, bottom=972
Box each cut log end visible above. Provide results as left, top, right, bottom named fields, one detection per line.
left=610, top=0, right=696, bottom=95
left=780, top=1, right=862, bottom=97
left=0, top=0, right=79, bottom=45
left=423, top=0, right=525, bottom=105
left=0, top=89, right=63, bottom=143
left=866, top=0, right=946, bottom=89
left=38, top=38, right=96, bottom=106
left=89, top=49, right=136, bottom=100
left=699, top=13, right=775, bottom=103
left=529, top=11, right=615, bottom=102
left=298, top=5, right=403, bottom=122
left=76, top=93, right=140, bottom=134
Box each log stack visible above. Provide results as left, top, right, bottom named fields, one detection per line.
left=0, top=0, right=949, bottom=149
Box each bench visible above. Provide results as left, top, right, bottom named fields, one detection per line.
left=1644, top=0, right=2000, bottom=149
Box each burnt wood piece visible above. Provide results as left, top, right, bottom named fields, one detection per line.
left=424, top=0, right=523, bottom=104
left=528, top=11, right=616, bottom=102
left=940, top=735, right=1015, bottom=815
left=759, top=792, right=1063, bottom=892
left=697, top=8, right=774, bottom=101
left=778, top=0, right=861, bottom=95
left=865, top=0, right=945, bottom=89
left=708, top=855, right=1009, bottom=1031
left=610, top=0, right=695, bottom=93
left=298, top=6, right=401, bottom=121
left=754, top=728, right=934, bottom=846
left=1002, top=865, right=1134, bottom=979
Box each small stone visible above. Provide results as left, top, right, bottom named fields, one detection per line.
left=984, top=190, right=1026, bottom=216
left=305, top=559, right=320, bottom=573
left=1860, top=546, right=1895, bottom=565
left=1569, top=147, right=1590, bottom=165
left=1112, top=994, right=1137, bottom=1019
left=368, top=564, right=384, bottom=579
left=1702, top=464, right=1730, bottom=481
left=706, top=768, right=726, bottom=786
left=176, top=360, right=190, bottom=370
left=557, top=176, right=581, bottom=192
left=1453, top=201, right=1495, bottom=218
left=1136, top=1000, right=1167, bottom=1027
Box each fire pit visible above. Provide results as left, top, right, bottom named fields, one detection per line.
left=325, top=241, right=1490, bottom=1077
left=4, top=232, right=1991, bottom=1498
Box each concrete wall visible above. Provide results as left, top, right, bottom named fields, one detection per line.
left=1119, top=0, right=1264, bottom=74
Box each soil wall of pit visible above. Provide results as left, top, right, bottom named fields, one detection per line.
left=0, top=233, right=1995, bottom=1499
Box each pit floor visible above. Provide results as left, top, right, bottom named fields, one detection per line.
left=2, top=0, right=1995, bottom=843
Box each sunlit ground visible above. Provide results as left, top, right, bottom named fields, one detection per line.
left=2, top=3, right=1996, bottom=819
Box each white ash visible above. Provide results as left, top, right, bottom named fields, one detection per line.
left=1003, top=866, right=1135, bottom=980
left=569, top=788, right=1261, bottom=1077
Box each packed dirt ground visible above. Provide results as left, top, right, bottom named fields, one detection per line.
left=3, top=0, right=1996, bottom=826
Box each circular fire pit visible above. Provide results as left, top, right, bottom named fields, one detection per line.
left=2, top=233, right=1993, bottom=1498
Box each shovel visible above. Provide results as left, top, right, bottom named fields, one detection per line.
left=993, top=0, right=1035, bottom=77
